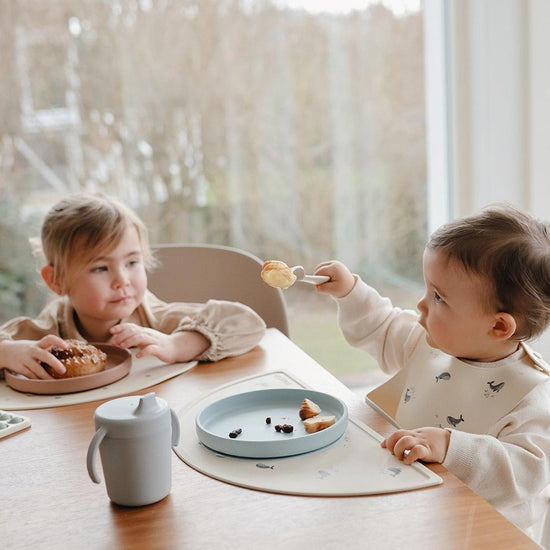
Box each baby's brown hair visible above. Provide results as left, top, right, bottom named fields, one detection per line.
left=427, top=204, right=550, bottom=340
left=39, top=193, right=155, bottom=292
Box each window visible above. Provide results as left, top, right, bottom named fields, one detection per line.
left=0, top=0, right=437, bottom=387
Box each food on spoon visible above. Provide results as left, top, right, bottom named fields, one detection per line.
left=299, top=398, right=322, bottom=420
left=261, top=260, right=297, bottom=290
left=42, top=339, right=107, bottom=378
left=303, top=415, right=336, bottom=433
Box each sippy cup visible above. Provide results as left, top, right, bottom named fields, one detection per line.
left=86, top=392, right=180, bottom=507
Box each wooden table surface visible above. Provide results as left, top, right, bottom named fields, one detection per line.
left=1, top=329, right=540, bottom=549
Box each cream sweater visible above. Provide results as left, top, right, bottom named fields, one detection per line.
left=336, top=278, right=550, bottom=532
left=0, top=290, right=266, bottom=362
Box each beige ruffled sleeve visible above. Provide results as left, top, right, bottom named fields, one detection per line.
left=0, top=296, right=74, bottom=342
left=136, top=291, right=266, bottom=362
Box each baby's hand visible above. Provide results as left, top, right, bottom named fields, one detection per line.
left=0, top=335, right=68, bottom=379
left=313, top=260, right=356, bottom=298
left=110, top=323, right=209, bottom=363
left=381, top=427, right=450, bottom=465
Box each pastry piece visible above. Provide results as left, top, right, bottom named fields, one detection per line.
left=299, top=398, right=321, bottom=420
left=303, top=415, right=336, bottom=433
left=42, top=339, right=107, bottom=378
left=261, top=260, right=297, bottom=290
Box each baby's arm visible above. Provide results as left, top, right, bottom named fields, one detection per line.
left=381, top=427, right=451, bottom=465
left=0, top=335, right=68, bottom=379
left=313, top=260, right=356, bottom=297
left=384, top=382, right=550, bottom=525
left=314, top=269, right=422, bottom=376
left=441, top=388, right=550, bottom=517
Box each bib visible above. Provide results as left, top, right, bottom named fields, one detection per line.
left=395, top=341, right=549, bottom=433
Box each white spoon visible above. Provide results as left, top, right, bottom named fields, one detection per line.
left=291, top=266, right=330, bottom=285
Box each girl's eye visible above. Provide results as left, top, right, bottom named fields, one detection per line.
left=91, top=266, right=107, bottom=273
left=434, top=291, right=443, bottom=303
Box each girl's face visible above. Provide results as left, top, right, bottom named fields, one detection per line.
left=67, top=225, right=148, bottom=340
left=416, top=248, right=503, bottom=362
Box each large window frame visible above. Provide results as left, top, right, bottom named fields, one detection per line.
left=424, top=0, right=452, bottom=234
left=444, top=0, right=550, bottom=355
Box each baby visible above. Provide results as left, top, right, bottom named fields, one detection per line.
left=0, top=193, right=266, bottom=379
left=315, top=204, right=550, bottom=535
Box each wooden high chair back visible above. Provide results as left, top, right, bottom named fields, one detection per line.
left=148, top=243, right=290, bottom=337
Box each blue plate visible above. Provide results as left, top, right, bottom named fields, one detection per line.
left=195, top=388, right=348, bottom=458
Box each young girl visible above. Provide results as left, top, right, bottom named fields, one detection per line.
left=315, top=204, right=550, bottom=535
left=0, top=193, right=266, bottom=379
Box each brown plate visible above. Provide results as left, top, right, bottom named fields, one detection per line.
left=5, top=344, right=132, bottom=395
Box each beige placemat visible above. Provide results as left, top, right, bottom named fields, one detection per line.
left=0, top=353, right=197, bottom=410
left=174, top=371, right=442, bottom=496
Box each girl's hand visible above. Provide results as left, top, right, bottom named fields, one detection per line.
left=381, top=427, right=451, bottom=465
left=0, top=335, right=68, bottom=379
left=313, top=260, right=356, bottom=298
left=110, top=323, right=209, bottom=363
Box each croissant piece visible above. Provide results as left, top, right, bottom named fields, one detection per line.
left=261, top=260, right=297, bottom=290
left=299, top=398, right=322, bottom=420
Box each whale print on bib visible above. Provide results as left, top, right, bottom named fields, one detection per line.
left=394, top=339, right=547, bottom=433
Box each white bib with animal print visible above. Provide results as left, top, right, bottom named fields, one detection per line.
left=394, top=341, right=549, bottom=434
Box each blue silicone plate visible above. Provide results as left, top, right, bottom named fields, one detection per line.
left=195, top=388, right=348, bottom=458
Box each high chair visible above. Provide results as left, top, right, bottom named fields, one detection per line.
left=148, top=243, right=290, bottom=337
left=365, top=367, right=408, bottom=428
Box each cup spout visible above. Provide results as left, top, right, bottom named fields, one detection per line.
left=135, top=392, right=158, bottom=415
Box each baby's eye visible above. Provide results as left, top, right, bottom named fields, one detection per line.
left=433, top=291, right=443, bottom=303
left=127, top=258, right=141, bottom=267
left=91, top=265, right=107, bottom=273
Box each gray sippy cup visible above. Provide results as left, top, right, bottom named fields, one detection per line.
left=87, top=392, right=180, bottom=507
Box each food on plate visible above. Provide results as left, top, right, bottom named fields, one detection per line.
left=299, top=398, right=322, bottom=420
left=274, top=423, right=294, bottom=433
left=303, top=415, right=336, bottom=433
left=42, top=339, right=107, bottom=379
left=229, top=428, right=243, bottom=439
left=261, top=260, right=296, bottom=290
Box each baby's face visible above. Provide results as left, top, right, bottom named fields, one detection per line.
left=416, top=248, right=500, bottom=361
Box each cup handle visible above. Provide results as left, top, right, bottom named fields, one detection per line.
left=87, top=426, right=107, bottom=484
left=170, top=409, right=180, bottom=446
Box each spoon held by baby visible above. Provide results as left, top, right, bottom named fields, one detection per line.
left=261, top=260, right=330, bottom=289
left=291, top=266, right=330, bottom=285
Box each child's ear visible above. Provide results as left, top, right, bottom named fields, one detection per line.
left=41, top=265, right=63, bottom=295
left=491, top=312, right=517, bottom=340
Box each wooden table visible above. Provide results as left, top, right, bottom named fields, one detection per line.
left=1, top=329, right=540, bottom=549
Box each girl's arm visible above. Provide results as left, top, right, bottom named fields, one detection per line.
left=0, top=335, right=68, bottom=379
left=137, top=292, right=267, bottom=362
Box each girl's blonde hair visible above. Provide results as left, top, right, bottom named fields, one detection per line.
left=427, top=203, right=550, bottom=340
left=39, top=193, right=156, bottom=291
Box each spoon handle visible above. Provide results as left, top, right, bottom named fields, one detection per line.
left=299, top=275, right=330, bottom=285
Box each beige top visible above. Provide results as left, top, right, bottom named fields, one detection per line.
left=0, top=290, right=266, bottom=362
